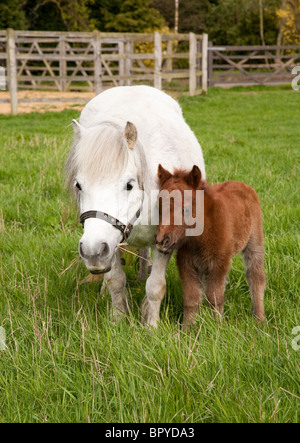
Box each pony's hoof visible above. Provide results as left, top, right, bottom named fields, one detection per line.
left=100, top=281, right=108, bottom=297
left=110, top=306, right=127, bottom=322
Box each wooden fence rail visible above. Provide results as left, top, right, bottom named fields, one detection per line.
left=0, top=29, right=208, bottom=114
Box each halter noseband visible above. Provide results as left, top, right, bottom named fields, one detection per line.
left=79, top=206, right=142, bottom=242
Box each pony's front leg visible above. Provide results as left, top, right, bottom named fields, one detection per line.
left=101, top=249, right=129, bottom=321
left=141, top=248, right=172, bottom=328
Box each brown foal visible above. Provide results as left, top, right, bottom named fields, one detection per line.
left=155, top=164, right=266, bottom=328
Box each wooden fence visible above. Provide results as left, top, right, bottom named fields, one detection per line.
left=1, top=30, right=298, bottom=114
left=0, top=29, right=208, bottom=114
left=208, top=44, right=300, bottom=87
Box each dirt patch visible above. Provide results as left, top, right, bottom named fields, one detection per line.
left=0, top=89, right=199, bottom=115
left=0, top=90, right=95, bottom=114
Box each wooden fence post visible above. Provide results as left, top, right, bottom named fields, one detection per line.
left=166, top=39, right=173, bottom=78
left=59, top=35, right=66, bottom=92
left=154, top=32, right=162, bottom=90
left=208, top=41, right=213, bottom=88
left=189, top=32, right=197, bottom=96
left=202, top=33, right=208, bottom=92
left=6, top=28, right=18, bottom=115
left=125, top=40, right=133, bottom=86
left=118, top=41, right=125, bottom=86
left=93, top=30, right=102, bottom=95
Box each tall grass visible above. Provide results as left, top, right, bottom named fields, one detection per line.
left=0, top=86, right=299, bottom=423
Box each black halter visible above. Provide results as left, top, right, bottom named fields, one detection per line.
left=80, top=206, right=142, bottom=242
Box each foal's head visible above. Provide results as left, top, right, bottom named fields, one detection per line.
left=155, top=164, right=204, bottom=254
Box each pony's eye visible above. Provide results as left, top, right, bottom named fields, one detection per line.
left=126, top=182, right=133, bottom=191
left=75, top=182, right=82, bottom=191
left=182, top=207, right=190, bottom=215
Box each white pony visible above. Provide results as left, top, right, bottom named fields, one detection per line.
left=66, top=85, right=205, bottom=327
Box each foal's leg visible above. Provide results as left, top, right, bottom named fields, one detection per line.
left=101, top=249, right=129, bottom=320
left=177, top=252, right=203, bottom=329
left=205, top=267, right=228, bottom=320
left=141, top=248, right=172, bottom=328
left=243, top=236, right=266, bottom=321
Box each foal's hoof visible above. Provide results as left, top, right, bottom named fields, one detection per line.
left=141, top=297, right=158, bottom=329
left=254, top=313, right=266, bottom=323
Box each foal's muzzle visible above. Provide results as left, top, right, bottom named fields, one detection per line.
left=155, top=234, right=176, bottom=254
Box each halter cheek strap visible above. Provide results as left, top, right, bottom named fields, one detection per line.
left=79, top=207, right=142, bottom=242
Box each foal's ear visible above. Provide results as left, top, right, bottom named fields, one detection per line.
left=158, top=164, right=172, bottom=186
left=186, top=165, right=202, bottom=189
left=124, top=121, right=138, bottom=150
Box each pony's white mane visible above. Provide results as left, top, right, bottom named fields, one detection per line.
left=66, top=121, right=129, bottom=189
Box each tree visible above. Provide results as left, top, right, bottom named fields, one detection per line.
left=151, top=0, right=176, bottom=29
left=175, top=0, right=179, bottom=32
left=153, top=0, right=282, bottom=44
left=0, top=0, right=28, bottom=29
left=23, top=0, right=65, bottom=31
left=259, top=0, right=266, bottom=45
left=179, top=0, right=211, bottom=34
left=0, top=0, right=166, bottom=33
left=1, top=0, right=288, bottom=47
left=277, top=0, right=300, bottom=44
left=87, top=0, right=123, bottom=31
left=152, top=0, right=212, bottom=33
left=206, top=0, right=281, bottom=45
left=102, top=0, right=165, bottom=32
left=22, top=0, right=90, bottom=31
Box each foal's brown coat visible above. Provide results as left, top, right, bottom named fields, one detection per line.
left=156, top=165, right=266, bottom=328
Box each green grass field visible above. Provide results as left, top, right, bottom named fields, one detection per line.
left=0, top=86, right=299, bottom=423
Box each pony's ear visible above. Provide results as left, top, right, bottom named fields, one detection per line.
left=72, top=119, right=84, bottom=137
left=157, top=164, right=172, bottom=186
left=186, top=165, right=202, bottom=189
left=124, top=121, right=138, bottom=150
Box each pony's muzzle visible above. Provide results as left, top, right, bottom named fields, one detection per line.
left=79, top=241, right=112, bottom=273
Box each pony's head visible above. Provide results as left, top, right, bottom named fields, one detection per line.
left=66, top=120, right=144, bottom=273
left=155, top=164, right=204, bottom=254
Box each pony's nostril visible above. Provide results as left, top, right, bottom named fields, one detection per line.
left=99, top=242, right=110, bottom=258
left=79, top=241, right=110, bottom=260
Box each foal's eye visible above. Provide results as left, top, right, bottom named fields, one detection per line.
left=182, top=207, right=190, bottom=215
left=75, top=182, right=82, bottom=191
left=126, top=182, right=134, bottom=191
